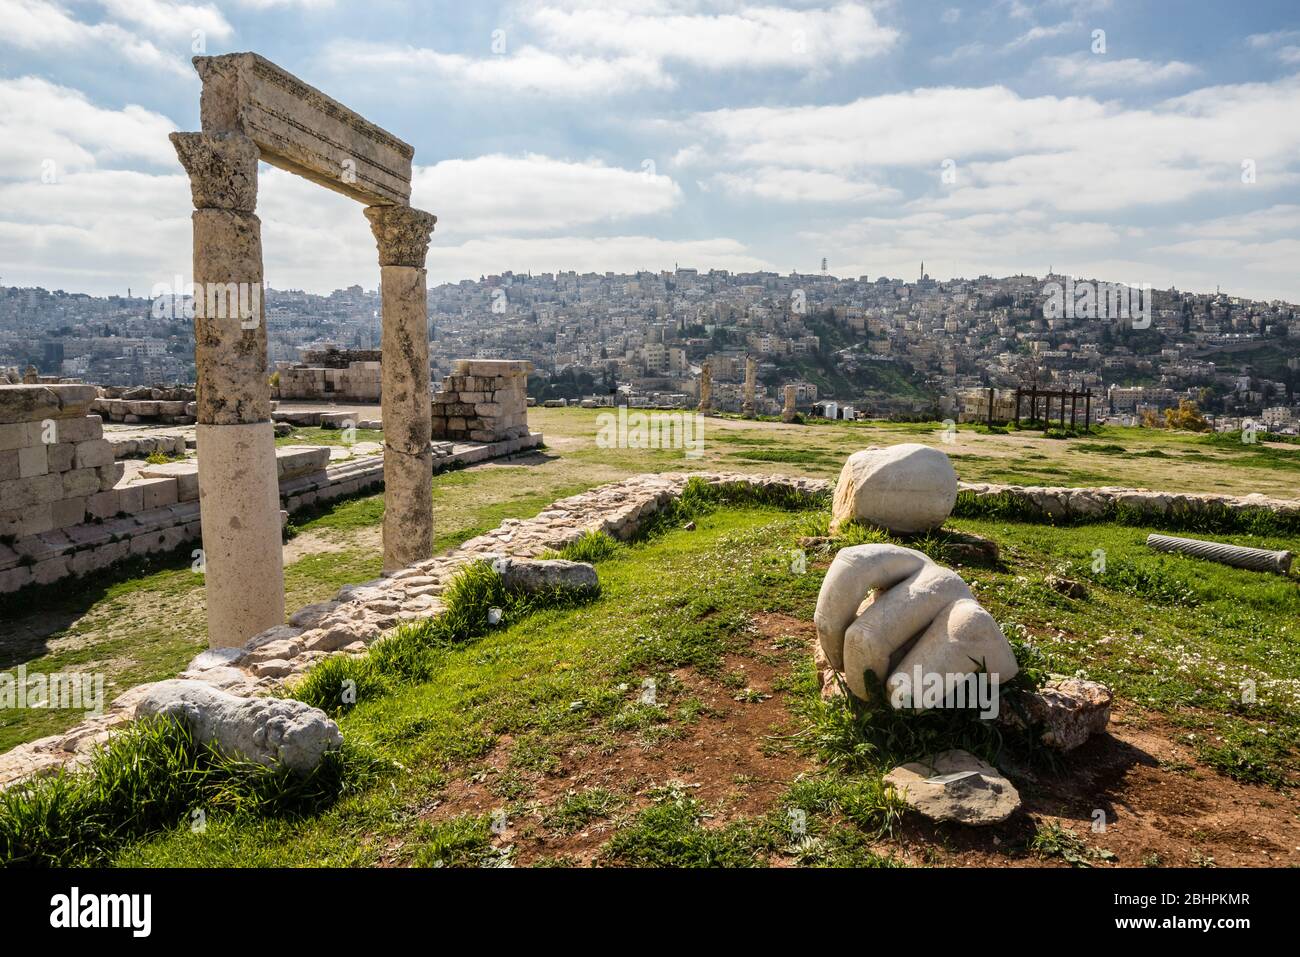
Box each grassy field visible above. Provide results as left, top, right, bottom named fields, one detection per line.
left=6, top=492, right=1289, bottom=867
left=1, top=408, right=1297, bottom=809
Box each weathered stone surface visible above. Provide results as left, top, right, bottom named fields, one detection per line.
left=1007, top=676, right=1113, bottom=751
left=496, top=557, right=599, bottom=595
left=831, top=444, right=958, bottom=534
left=195, top=422, right=285, bottom=647
left=134, top=679, right=342, bottom=772
left=195, top=52, right=414, bottom=207
left=365, top=206, right=437, bottom=269
left=884, top=750, right=1021, bottom=824
left=170, top=131, right=259, bottom=211
left=887, top=598, right=1019, bottom=707
left=959, top=482, right=1300, bottom=527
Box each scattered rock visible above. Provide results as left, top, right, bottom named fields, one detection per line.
left=1045, top=575, right=1089, bottom=599
left=495, top=557, right=599, bottom=595
left=1005, top=676, right=1112, bottom=751
left=884, top=749, right=1021, bottom=825
left=830, top=444, right=958, bottom=534
left=134, top=679, right=342, bottom=772
left=943, top=531, right=999, bottom=565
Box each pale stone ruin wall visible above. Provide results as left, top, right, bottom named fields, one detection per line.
left=0, top=384, right=125, bottom=544
left=958, top=482, right=1300, bottom=524
left=274, top=360, right=381, bottom=402
left=431, top=359, right=533, bottom=443
left=91, top=386, right=197, bottom=425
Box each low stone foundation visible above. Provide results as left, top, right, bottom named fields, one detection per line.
left=0, top=432, right=543, bottom=595
left=957, top=482, right=1300, bottom=525
left=91, top=386, right=197, bottom=425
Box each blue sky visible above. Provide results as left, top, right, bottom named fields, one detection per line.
left=1, top=0, right=1298, bottom=300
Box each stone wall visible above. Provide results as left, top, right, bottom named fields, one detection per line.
left=431, top=359, right=531, bottom=443
left=92, top=385, right=197, bottom=425
left=0, top=384, right=124, bottom=542
left=957, top=482, right=1300, bottom=525
left=274, top=360, right=381, bottom=402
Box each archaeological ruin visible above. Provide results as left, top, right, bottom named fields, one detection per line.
left=169, top=52, right=441, bottom=647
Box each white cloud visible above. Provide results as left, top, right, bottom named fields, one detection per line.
left=322, top=41, right=672, bottom=96
left=1003, top=21, right=1076, bottom=51
left=0, top=77, right=179, bottom=175
left=1044, top=54, right=1200, bottom=88
left=0, top=0, right=192, bottom=76
left=678, top=74, right=1300, bottom=213
left=711, top=167, right=898, bottom=203
left=525, top=1, right=900, bottom=70
left=411, top=154, right=683, bottom=234
left=97, top=0, right=234, bottom=42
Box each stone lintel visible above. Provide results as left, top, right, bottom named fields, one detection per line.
left=195, top=52, right=413, bottom=207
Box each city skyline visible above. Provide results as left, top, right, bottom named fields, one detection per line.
left=0, top=1, right=1298, bottom=300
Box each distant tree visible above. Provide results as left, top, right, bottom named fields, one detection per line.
left=1163, top=399, right=1210, bottom=432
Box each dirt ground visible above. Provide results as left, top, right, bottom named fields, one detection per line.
left=400, top=612, right=1300, bottom=868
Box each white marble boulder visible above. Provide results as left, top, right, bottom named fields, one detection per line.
left=814, top=544, right=1018, bottom=704
left=134, top=679, right=343, bottom=772
left=830, top=443, right=958, bottom=534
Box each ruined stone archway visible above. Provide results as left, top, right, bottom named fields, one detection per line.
left=170, top=52, right=437, bottom=648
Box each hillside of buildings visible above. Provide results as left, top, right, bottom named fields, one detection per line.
left=4, top=268, right=1299, bottom=432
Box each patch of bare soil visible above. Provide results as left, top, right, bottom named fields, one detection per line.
left=391, top=612, right=817, bottom=866
left=388, top=612, right=1300, bottom=868
left=899, top=705, right=1300, bottom=868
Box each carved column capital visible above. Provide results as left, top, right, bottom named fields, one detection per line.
left=365, top=204, right=437, bottom=267
left=170, top=131, right=260, bottom=211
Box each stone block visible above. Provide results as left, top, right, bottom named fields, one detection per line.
left=117, top=484, right=144, bottom=514
left=1, top=472, right=63, bottom=507
left=0, top=422, right=35, bottom=451
left=194, top=52, right=413, bottom=207
left=97, top=462, right=125, bottom=490
left=135, top=476, right=179, bottom=509
left=73, top=439, right=113, bottom=470
left=86, top=489, right=123, bottom=520
left=0, top=449, right=18, bottom=481
left=18, top=444, right=47, bottom=477
left=0, top=385, right=60, bottom=424
left=138, top=461, right=199, bottom=502
left=51, top=496, right=87, bottom=528
left=46, top=442, right=75, bottom=473
left=54, top=416, right=103, bottom=444
left=61, top=468, right=101, bottom=499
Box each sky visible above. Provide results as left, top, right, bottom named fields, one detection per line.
left=1, top=0, right=1298, bottom=300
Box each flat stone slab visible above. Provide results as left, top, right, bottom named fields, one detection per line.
left=0, top=384, right=98, bottom=424
left=884, top=749, right=1021, bottom=825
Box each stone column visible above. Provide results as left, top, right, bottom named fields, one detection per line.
left=171, top=131, right=284, bottom=648
left=742, top=356, right=757, bottom=418
left=365, top=204, right=437, bottom=573
left=698, top=361, right=712, bottom=415
left=782, top=384, right=798, bottom=423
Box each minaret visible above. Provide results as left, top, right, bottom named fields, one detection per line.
left=920, top=261, right=925, bottom=282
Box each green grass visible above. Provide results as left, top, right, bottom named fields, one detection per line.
left=275, top=426, right=385, bottom=448
left=0, top=717, right=384, bottom=866
left=89, top=490, right=1298, bottom=868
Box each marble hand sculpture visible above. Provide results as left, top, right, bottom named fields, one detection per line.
left=814, top=544, right=1018, bottom=705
